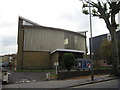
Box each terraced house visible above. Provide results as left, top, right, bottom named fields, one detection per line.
left=17, top=16, right=87, bottom=69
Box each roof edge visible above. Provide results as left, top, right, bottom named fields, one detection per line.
left=19, top=16, right=41, bottom=26
left=51, top=49, right=85, bottom=54
left=19, top=16, right=86, bottom=37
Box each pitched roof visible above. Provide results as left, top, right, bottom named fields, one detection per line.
left=19, top=16, right=86, bottom=37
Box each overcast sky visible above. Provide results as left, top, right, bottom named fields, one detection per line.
left=0, top=0, right=119, bottom=55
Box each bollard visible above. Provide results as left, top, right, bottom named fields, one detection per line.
left=46, top=72, right=50, bottom=81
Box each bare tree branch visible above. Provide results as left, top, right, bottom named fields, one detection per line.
left=81, top=0, right=120, bottom=77
left=106, top=0, right=112, bottom=7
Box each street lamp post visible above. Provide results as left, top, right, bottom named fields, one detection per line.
left=88, top=0, right=94, bottom=81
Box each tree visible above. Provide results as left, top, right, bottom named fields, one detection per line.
left=81, top=0, right=120, bottom=77
left=100, top=39, right=112, bottom=65
left=62, top=53, right=75, bottom=71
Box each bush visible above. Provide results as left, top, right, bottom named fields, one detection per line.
left=50, top=73, right=58, bottom=80
left=62, top=53, right=75, bottom=71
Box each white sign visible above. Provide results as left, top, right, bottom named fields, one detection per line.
left=54, top=62, right=59, bottom=74
left=64, top=38, right=68, bottom=45
left=9, top=57, right=12, bottom=60
left=107, top=33, right=111, bottom=41
left=54, top=62, right=59, bottom=66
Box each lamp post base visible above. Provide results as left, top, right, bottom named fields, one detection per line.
left=91, top=75, right=94, bottom=81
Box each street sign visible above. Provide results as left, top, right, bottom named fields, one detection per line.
left=54, top=62, right=59, bottom=66
left=54, top=62, right=59, bottom=74
left=9, top=57, right=12, bottom=60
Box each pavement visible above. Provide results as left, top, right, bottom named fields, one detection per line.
left=2, top=74, right=117, bottom=88
left=8, top=70, right=48, bottom=84
left=1, top=67, right=55, bottom=84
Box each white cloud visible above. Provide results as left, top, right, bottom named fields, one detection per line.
left=92, top=18, right=109, bottom=37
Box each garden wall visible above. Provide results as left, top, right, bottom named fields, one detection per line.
left=58, top=69, right=111, bottom=80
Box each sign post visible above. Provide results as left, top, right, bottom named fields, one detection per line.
left=54, top=62, right=59, bottom=74
left=89, top=0, right=94, bottom=81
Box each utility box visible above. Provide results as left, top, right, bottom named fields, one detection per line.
left=2, top=70, right=9, bottom=84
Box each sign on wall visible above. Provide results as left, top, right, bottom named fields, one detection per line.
left=107, top=33, right=111, bottom=41
left=64, top=38, right=68, bottom=45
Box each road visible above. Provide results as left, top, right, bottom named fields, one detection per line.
left=73, top=79, right=119, bottom=88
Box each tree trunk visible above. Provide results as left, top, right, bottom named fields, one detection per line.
left=110, top=28, right=120, bottom=77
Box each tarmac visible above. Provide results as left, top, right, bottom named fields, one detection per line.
left=2, top=74, right=117, bottom=88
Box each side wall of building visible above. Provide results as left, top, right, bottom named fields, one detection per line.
left=17, top=17, right=86, bottom=69
left=51, top=52, right=59, bottom=69
left=17, top=18, right=24, bottom=68
left=23, top=26, right=64, bottom=52
left=91, top=34, right=107, bottom=60
left=2, top=55, right=10, bottom=63
left=23, top=51, right=51, bottom=68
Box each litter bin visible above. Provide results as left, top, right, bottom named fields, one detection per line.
left=2, top=70, right=9, bottom=84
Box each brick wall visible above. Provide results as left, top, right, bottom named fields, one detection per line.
left=58, top=69, right=111, bottom=80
